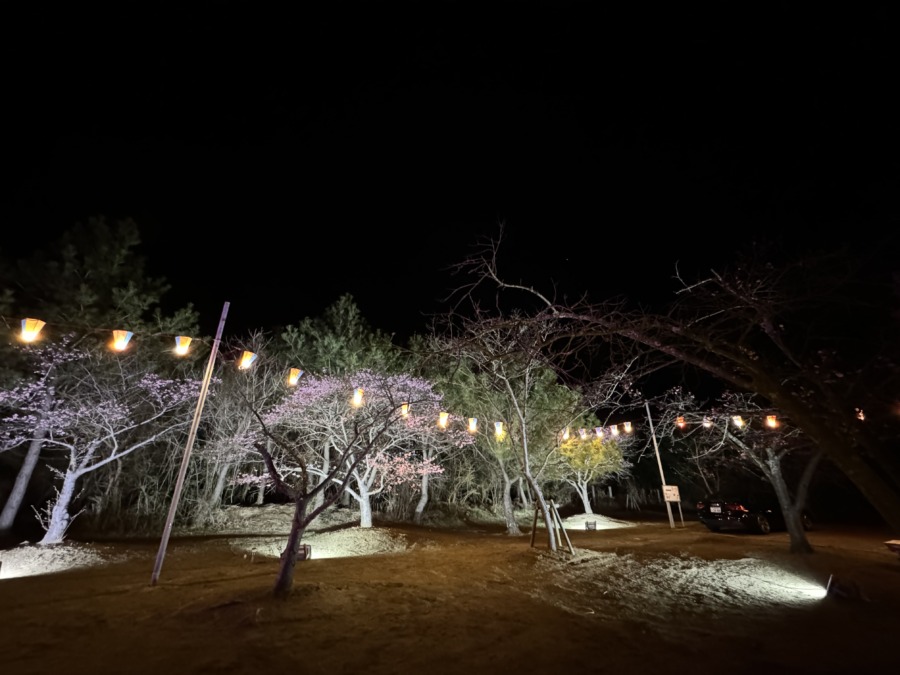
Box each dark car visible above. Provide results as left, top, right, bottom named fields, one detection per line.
left=695, top=496, right=813, bottom=534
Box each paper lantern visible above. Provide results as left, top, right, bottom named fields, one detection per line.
left=239, top=351, right=258, bottom=370
left=174, top=336, right=192, bottom=355
left=468, top=417, right=478, bottom=433
left=623, top=421, right=633, bottom=433
left=766, top=415, right=778, bottom=428
left=494, top=421, right=504, bottom=438
left=400, top=402, right=410, bottom=417
left=20, top=318, right=45, bottom=342
left=438, top=411, right=449, bottom=428
left=288, top=368, right=303, bottom=385
left=112, top=330, right=133, bottom=351
left=352, top=388, right=364, bottom=406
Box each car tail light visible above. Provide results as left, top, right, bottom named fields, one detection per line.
left=726, top=503, right=748, bottom=512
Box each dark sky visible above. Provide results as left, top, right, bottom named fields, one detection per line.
left=6, top=4, right=898, bottom=339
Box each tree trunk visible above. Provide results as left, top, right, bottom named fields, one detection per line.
left=0, top=436, right=45, bottom=535
left=522, top=471, right=556, bottom=552
left=0, top=391, right=52, bottom=535
left=255, top=473, right=266, bottom=505
left=501, top=470, right=522, bottom=536
left=38, top=471, right=80, bottom=545
left=413, top=472, right=430, bottom=525
left=576, top=482, right=593, bottom=514
left=272, top=497, right=309, bottom=598
left=358, top=491, right=373, bottom=528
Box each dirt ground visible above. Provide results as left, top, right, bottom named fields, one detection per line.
left=1, top=505, right=898, bottom=675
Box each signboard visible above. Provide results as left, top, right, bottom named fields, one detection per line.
left=662, top=485, right=681, bottom=503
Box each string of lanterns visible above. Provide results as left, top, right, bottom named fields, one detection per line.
left=10, top=316, right=819, bottom=440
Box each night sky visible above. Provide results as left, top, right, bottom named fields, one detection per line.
left=6, top=4, right=898, bottom=340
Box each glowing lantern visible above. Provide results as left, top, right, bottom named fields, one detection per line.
left=352, top=387, right=364, bottom=406
left=468, top=417, right=478, bottom=433
left=732, top=415, right=745, bottom=428
left=856, top=408, right=865, bottom=421
left=579, top=428, right=588, bottom=440
left=288, top=368, right=304, bottom=385
left=401, top=403, right=410, bottom=417
left=676, top=416, right=686, bottom=429
left=594, top=426, right=604, bottom=439
left=438, top=411, right=449, bottom=428
left=20, top=318, right=45, bottom=342
left=610, top=424, right=619, bottom=436
left=561, top=427, right=570, bottom=441
left=766, top=415, right=778, bottom=428
left=239, top=351, right=258, bottom=370
left=623, top=421, right=632, bottom=433
left=702, top=416, right=712, bottom=428
left=494, top=421, right=504, bottom=439
left=112, top=330, right=133, bottom=351
left=174, top=336, right=192, bottom=355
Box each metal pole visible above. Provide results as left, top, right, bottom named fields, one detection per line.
left=150, top=302, right=229, bottom=585
left=644, top=400, right=675, bottom=529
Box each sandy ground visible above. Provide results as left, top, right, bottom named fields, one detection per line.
left=1, top=505, right=898, bottom=675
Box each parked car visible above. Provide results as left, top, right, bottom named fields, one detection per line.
left=695, top=495, right=813, bottom=534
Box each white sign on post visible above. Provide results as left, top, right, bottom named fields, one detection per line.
left=662, top=485, right=681, bottom=503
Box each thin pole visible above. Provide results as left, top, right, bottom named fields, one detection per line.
left=644, top=400, right=675, bottom=529
left=150, top=301, right=229, bottom=585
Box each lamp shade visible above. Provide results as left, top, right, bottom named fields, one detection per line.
left=20, top=318, right=45, bottom=342
left=400, top=402, right=410, bottom=417
left=239, top=351, right=258, bottom=370
left=352, top=388, right=364, bottom=406
left=494, top=421, right=504, bottom=438
left=112, top=330, right=134, bottom=351
left=438, top=411, right=449, bottom=428
left=288, top=368, right=304, bottom=385
left=468, top=417, right=478, bottom=433
left=174, top=336, right=192, bottom=355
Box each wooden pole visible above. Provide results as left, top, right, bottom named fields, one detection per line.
left=644, top=401, right=675, bottom=529
left=550, top=500, right=575, bottom=554
left=150, top=301, right=229, bottom=585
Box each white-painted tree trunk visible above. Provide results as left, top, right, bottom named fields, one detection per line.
left=0, top=390, right=53, bottom=535
left=413, top=472, right=430, bottom=524
left=38, top=472, right=80, bottom=545
left=358, top=490, right=373, bottom=528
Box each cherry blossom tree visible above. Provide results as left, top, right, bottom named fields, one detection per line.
left=261, top=370, right=471, bottom=528
left=0, top=216, right=200, bottom=537
left=0, top=341, right=199, bottom=544
left=230, top=369, right=472, bottom=597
